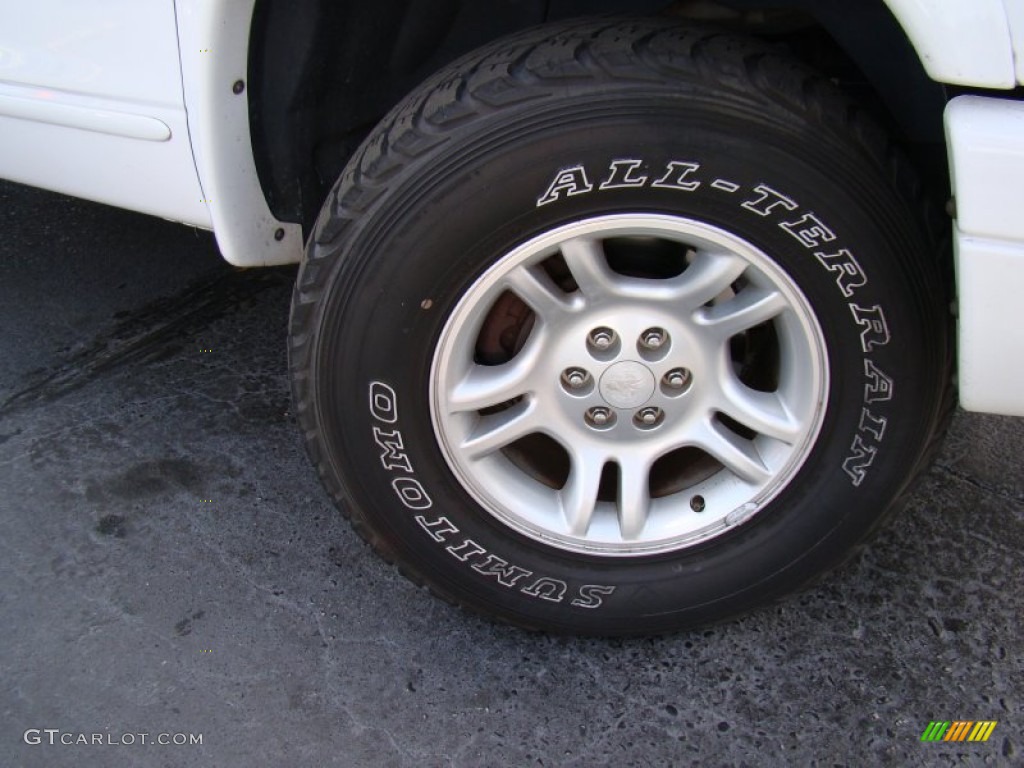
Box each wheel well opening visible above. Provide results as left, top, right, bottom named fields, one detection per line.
left=248, top=0, right=948, bottom=234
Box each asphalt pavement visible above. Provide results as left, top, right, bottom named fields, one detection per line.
left=1, top=179, right=1021, bottom=767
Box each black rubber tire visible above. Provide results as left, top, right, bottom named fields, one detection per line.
left=289, top=19, right=952, bottom=635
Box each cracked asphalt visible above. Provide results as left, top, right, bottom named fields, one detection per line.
left=1, top=179, right=1021, bottom=767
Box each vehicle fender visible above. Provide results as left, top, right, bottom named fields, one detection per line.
left=175, top=0, right=302, bottom=266
left=882, top=0, right=1016, bottom=88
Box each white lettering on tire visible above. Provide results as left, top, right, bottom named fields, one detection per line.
left=471, top=555, right=534, bottom=587
left=520, top=578, right=568, bottom=602
left=392, top=477, right=433, bottom=510
left=536, top=165, right=594, bottom=206
left=445, top=538, right=487, bottom=562
left=858, top=408, right=888, bottom=443
left=373, top=427, right=414, bottom=473
left=599, top=159, right=649, bottom=190
left=369, top=381, right=399, bottom=423
left=815, top=249, right=867, bottom=298
left=415, top=515, right=459, bottom=542
left=650, top=161, right=702, bottom=191
left=850, top=305, right=892, bottom=352
left=740, top=183, right=799, bottom=217
left=571, top=585, right=618, bottom=609
left=779, top=212, right=837, bottom=248
left=864, top=359, right=894, bottom=403
left=842, top=435, right=877, bottom=486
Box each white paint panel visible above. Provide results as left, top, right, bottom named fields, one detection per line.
left=0, top=1, right=184, bottom=108
left=883, top=0, right=1015, bottom=87
left=0, top=1, right=209, bottom=226
left=1003, top=0, right=1024, bottom=84
left=0, top=111, right=211, bottom=227
left=946, top=96, right=1024, bottom=242
left=953, top=236, right=1024, bottom=416
left=175, top=0, right=302, bottom=266
left=946, top=96, right=1024, bottom=416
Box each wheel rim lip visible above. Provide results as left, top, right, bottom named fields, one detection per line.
left=429, top=214, right=829, bottom=557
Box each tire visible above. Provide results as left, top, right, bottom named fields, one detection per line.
left=290, top=19, right=952, bottom=634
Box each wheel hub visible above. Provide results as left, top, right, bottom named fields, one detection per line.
left=598, top=361, right=656, bottom=410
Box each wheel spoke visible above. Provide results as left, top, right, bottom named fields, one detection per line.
left=560, top=448, right=605, bottom=536
left=448, top=331, right=545, bottom=412
left=719, top=379, right=801, bottom=443
left=617, top=455, right=652, bottom=540
left=697, top=285, right=787, bottom=338
left=460, top=400, right=541, bottom=459
left=664, top=249, right=748, bottom=308
left=691, top=421, right=772, bottom=485
left=504, top=266, right=579, bottom=323
left=560, top=237, right=620, bottom=302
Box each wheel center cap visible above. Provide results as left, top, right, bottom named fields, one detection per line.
left=599, top=361, right=656, bottom=409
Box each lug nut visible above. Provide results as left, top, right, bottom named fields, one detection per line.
left=664, top=368, right=692, bottom=390
left=640, top=328, right=667, bottom=350
left=561, top=367, right=590, bottom=391
left=634, top=407, right=664, bottom=427
left=588, top=327, right=617, bottom=351
left=586, top=407, right=614, bottom=428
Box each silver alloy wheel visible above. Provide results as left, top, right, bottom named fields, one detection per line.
left=430, top=214, right=828, bottom=556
